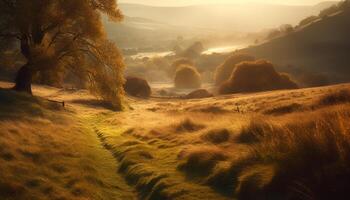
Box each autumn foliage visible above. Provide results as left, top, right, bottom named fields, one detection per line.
left=124, top=76, right=151, bottom=98
left=219, top=60, right=298, bottom=94
left=0, top=0, right=125, bottom=108
left=174, top=65, right=202, bottom=89
left=214, top=54, right=255, bottom=86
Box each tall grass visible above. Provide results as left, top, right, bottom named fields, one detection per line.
left=317, top=89, right=350, bottom=106
left=229, top=107, right=350, bottom=199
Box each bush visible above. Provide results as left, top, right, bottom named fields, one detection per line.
left=174, top=118, right=205, bottom=133
left=201, top=129, right=231, bottom=144
left=174, top=65, right=202, bottom=89
left=214, top=54, right=255, bottom=85
left=219, top=60, right=298, bottom=94
left=318, top=89, right=350, bottom=106
left=124, top=76, right=151, bottom=98
left=185, top=89, right=213, bottom=99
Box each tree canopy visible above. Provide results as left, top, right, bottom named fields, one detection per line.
left=0, top=0, right=125, bottom=108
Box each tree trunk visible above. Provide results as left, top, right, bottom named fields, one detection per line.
left=13, top=64, right=33, bottom=94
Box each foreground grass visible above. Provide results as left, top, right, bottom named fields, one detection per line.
left=178, top=89, right=350, bottom=199
left=0, top=88, right=135, bottom=200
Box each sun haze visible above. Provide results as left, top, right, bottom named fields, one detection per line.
left=119, top=0, right=340, bottom=6
left=1, top=0, right=350, bottom=200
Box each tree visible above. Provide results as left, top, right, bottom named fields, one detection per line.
left=174, top=65, right=201, bottom=89
left=298, top=15, right=318, bottom=27
left=279, top=24, right=294, bottom=34
left=218, top=60, right=298, bottom=94
left=214, top=54, right=255, bottom=86
left=0, top=0, right=125, bottom=107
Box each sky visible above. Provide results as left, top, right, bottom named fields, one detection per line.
left=119, top=0, right=339, bottom=6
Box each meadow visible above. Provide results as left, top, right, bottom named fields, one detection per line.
left=1, top=81, right=349, bottom=199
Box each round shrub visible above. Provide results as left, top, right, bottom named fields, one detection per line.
left=185, top=89, right=213, bottom=99
left=174, top=65, right=202, bottom=89
left=219, top=60, right=298, bottom=94
left=124, top=76, right=151, bottom=98
left=214, top=54, right=255, bottom=85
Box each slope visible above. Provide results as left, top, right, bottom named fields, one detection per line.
left=240, top=9, right=350, bottom=84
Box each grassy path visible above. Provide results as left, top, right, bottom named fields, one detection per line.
left=85, top=108, right=231, bottom=200
left=63, top=100, right=140, bottom=200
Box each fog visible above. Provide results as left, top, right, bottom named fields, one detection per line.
left=119, top=0, right=340, bottom=7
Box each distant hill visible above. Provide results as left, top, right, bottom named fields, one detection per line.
left=106, top=2, right=339, bottom=49
left=104, top=16, right=177, bottom=49
left=104, top=16, right=210, bottom=49
left=119, top=2, right=339, bottom=32
left=240, top=9, right=350, bottom=84
left=315, top=1, right=341, bottom=10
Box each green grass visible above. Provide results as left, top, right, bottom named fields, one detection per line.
left=89, top=113, right=229, bottom=200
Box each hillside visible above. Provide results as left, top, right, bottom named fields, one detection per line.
left=1, top=81, right=350, bottom=199
left=0, top=84, right=135, bottom=200
left=240, top=10, right=350, bottom=84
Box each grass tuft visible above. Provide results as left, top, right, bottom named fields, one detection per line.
left=201, top=129, right=231, bottom=144
left=318, top=89, right=350, bottom=106
left=236, top=118, right=277, bottom=143
left=263, top=103, right=304, bottom=115
left=174, top=118, right=205, bottom=133
left=178, top=146, right=227, bottom=177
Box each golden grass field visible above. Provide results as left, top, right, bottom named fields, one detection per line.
left=1, top=81, right=350, bottom=200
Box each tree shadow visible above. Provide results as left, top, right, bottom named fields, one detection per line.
left=70, top=99, right=120, bottom=111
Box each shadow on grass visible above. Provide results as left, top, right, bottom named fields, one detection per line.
left=0, top=88, right=64, bottom=120
left=70, top=99, right=120, bottom=111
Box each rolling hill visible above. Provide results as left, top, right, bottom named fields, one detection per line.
left=1, top=80, right=350, bottom=199
left=239, top=9, right=350, bottom=84
left=104, top=16, right=208, bottom=49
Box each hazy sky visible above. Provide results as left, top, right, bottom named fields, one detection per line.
left=119, top=0, right=338, bottom=6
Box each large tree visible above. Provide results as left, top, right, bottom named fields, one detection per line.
left=0, top=0, right=125, bottom=107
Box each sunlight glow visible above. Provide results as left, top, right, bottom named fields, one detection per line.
left=119, top=0, right=340, bottom=6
